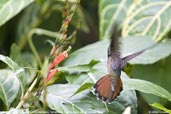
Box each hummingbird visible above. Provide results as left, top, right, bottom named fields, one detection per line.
left=94, top=25, right=155, bottom=102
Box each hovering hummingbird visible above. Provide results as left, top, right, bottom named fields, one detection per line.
left=94, top=25, right=155, bottom=102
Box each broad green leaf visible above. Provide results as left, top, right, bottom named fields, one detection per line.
left=123, top=38, right=171, bottom=64
left=40, top=84, right=87, bottom=114
left=132, top=55, right=171, bottom=104
left=99, top=0, right=171, bottom=41
left=10, top=44, right=38, bottom=85
left=41, top=84, right=137, bottom=114
left=58, top=64, right=91, bottom=74
left=123, top=77, right=171, bottom=102
left=122, top=0, right=171, bottom=41
left=65, top=61, right=137, bottom=114
left=0, top=54, right=20, bottom=71
left=63, top=36, right=171, bottom=66
left=150, top=103, right=171, bottom=113
left=0, top=70, right=20, bottom=108
left=0, top=0, right=35, bottom=27
left=99, top=0, right=132, bottom=39
left=63, top=39, right=108, bottom=66
left=0, top=0, right=7, bottom=9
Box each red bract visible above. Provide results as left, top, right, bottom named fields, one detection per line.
left=46, top=69, right=58, bottom=82
left=47, top=51, right=69, bottom=82
left=48, top=51, right=68, bottom=70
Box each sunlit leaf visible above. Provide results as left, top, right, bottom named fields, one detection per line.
left=123, top=77, right=171, bottom=102
left=63, top=36, right=171, bottom=66
left=40, top=84, right=87, bottom=114
left=41, top=84, right=137, bottom=114
left=99, top=0, right=171, bottom=41
left=63, top=39, right=108, bottom=66
left=0, top=0, right=35, bottom=27
left=122, top=0, right=171, bottom=41
left=150, top=103, right=171, bottom=113
left=0, top=54, right=20, bottom=71
left=10, top=44, right=38, bottom=85
left=65, top=61, right=137, bottom=114
left=0, top=70, right=20, bottom=108
left=132, top=55, right=171, bottom=104
left=58, top=64, right=91, bottom=74
left=99, top=0, right=132, bottom=39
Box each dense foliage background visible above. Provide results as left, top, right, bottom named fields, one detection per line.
left=0, top=0, right=171, bottom=113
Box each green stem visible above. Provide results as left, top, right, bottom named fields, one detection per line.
left=16, top=77, right=38, bottom=109
left=18, top=1, right=52, bottom=51
left=28, top=31, right=43, bottom=67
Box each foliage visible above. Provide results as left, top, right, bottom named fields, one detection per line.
left=0, top=0, right=171, bottom=113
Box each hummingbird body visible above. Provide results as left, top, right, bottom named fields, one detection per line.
left=94, top=25, right=155, bottom=102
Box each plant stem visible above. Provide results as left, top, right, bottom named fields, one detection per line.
left=18, top=1, right=51, bottom=51
left=16, top=77, right=38, bottom=109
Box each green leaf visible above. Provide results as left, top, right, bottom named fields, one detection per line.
left=0, top=0, right=8, bottom=9
left=99, top=0, right=171, bottom=41
left=41, top=84, right=137, bottom=114
left=71, top=83, right=93, bottom=96
left=122, top=38, right=171, bottom=64
left=63, top=39, right=108, bottom=66
left=40, top=84, right=87, bottom=114
left=122, top=0, right=171, bottom=41
left=0, top=54, right=20, bottom=71
left=10, top=44, right=38, bottom=85
left=58, top=64, right=91, bottom=74
left=0, top=70, right=20, bottom=108
left=99, top=0, right=131, bottom=39
left=131, top=55, right=171, bottom=104
left=64, top=36, right=171, bottom=66
left=123, top=77, right=171, bottom=102
left=0, top=0, right=35, bottom=27
left=65, top=61, right=137, bottom=114
left=150, top=103, right=171, bottom=113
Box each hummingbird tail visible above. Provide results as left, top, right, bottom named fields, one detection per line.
left=94, top=75, right=123, bottom=102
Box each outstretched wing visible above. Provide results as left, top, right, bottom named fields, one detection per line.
left=120, top=43, right=156, bottom=68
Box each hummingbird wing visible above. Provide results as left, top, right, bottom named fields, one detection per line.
left=120, top=50, right=144, bottom=68
left=120, top=43, right=156, bottom=68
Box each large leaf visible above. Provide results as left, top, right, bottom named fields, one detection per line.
left=63, top=36, right=171, bottom=66
left=121, top=0, right=171, bottom=41
left=0, top=0, right=35, bottom=27
left=0, top=54, right=25, bottom=102
left=123, top=77, right=171, bottom=102
left=0, top=54, right=19, bottom=71
left=41, top=84, right=137, bottom=114
left=0, top=0, right=8, bottom=9
left=64, top=58, right=171, bottom=113
left=10, top=44, right=37, bottom=85
left=99, top=0, right=171, bottom=40
left=99, top=0, right=132, bottom=39
left=63, top=39, right=108, bottom=66
left=65, top=61, right=137, bottom=114
left=131, top=55, right=171, bottom=104
left=0, top=70, right=20, bottom=108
